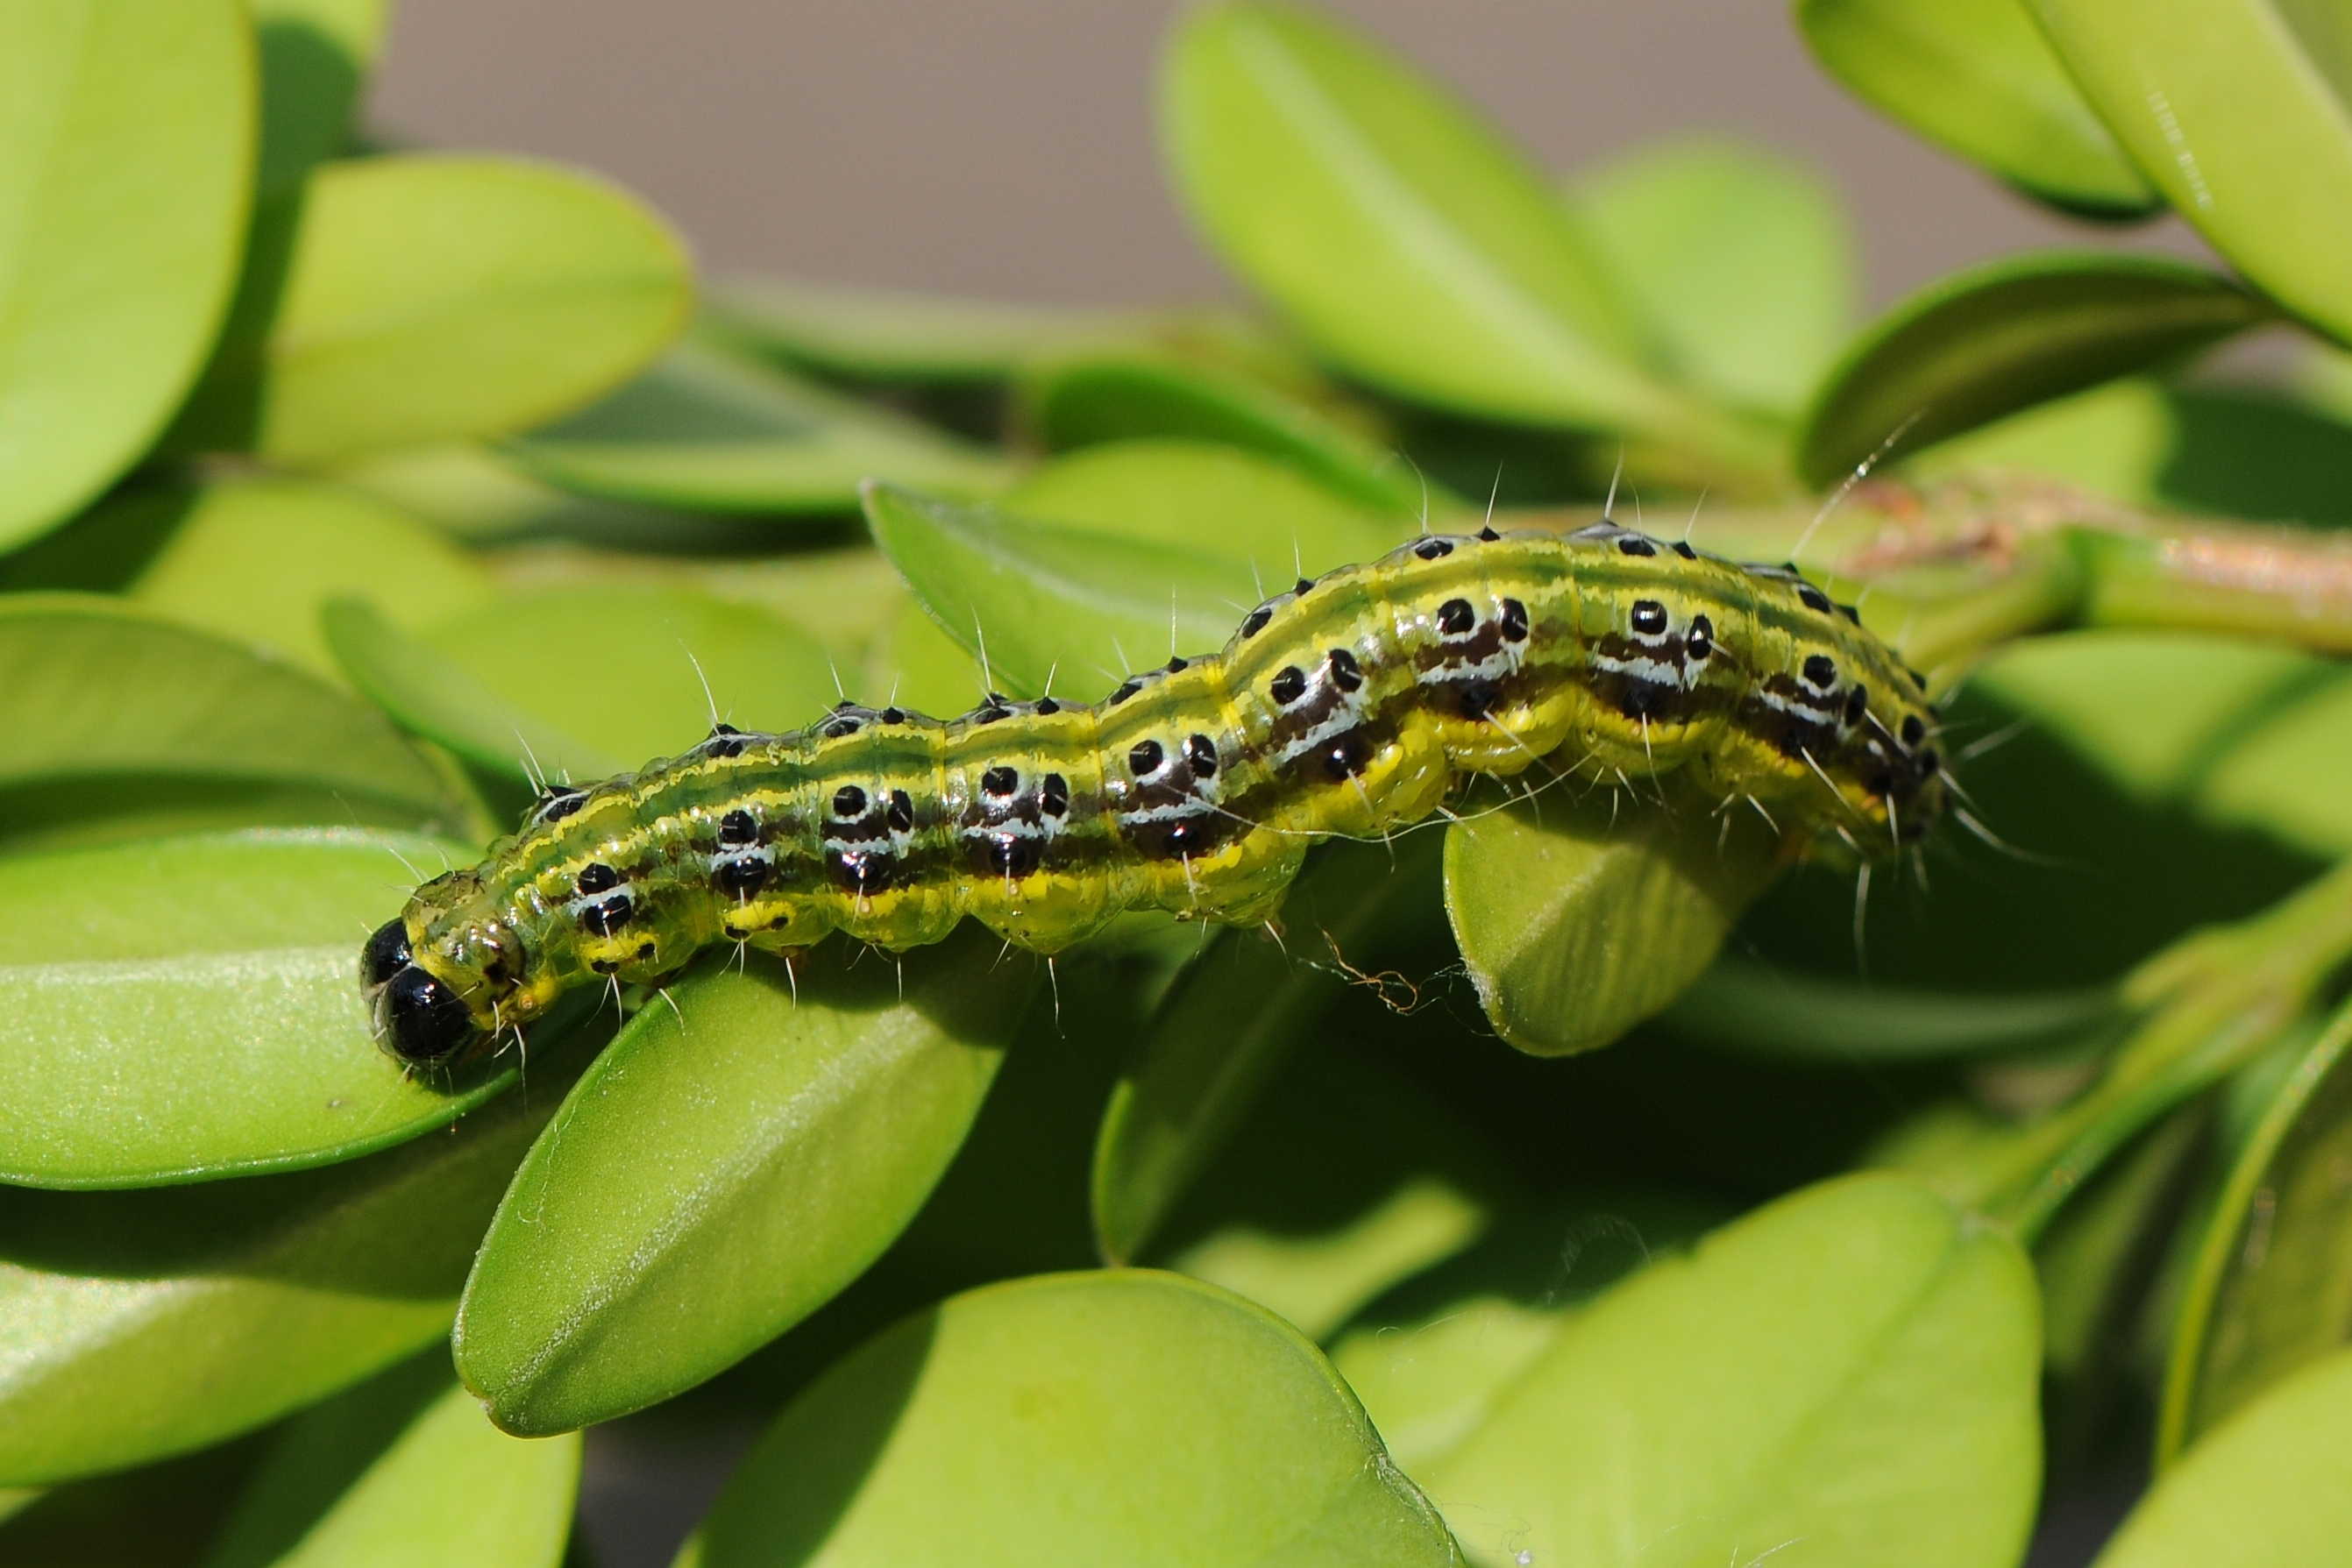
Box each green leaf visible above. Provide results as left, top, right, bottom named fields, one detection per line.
left=252, top=0, right=387, bottom=197
left=2157, top=999, right=2352, bottom=1459
left=0, top=1433, right=271, bottom=1567
left=1659, top=953, right=2121, bottom=1061
left=203, top=1355, right=578, bottom=1568
left=1796, top=253, right=2268, bottom=488
left=0, top=596, right=458, bottom=839
left=420, top=582, right=840, bottom=773
left=0, top=1, right=252, bottom=550
left=679, top=1271, right=1461, bottom=1568
left=170, top=153, right=693, bottom=462
left=323, top=598, right=620, bottom=793
left=704, top=276, right=1151, bottom=383
left=1162, top=4, right=1766, bottom=476
left=2033, top=0, right=2352, bottom=344
left=1412, top=1173, right=2040, bottom=1568
left=2196, top=670, right=2352, bottom=856
left=1015, top=350, right=1430, bottom=514
left=454, top=931, right=1033, bottom=1435
left=0, top=828, right=531, bottom=1188
left=1796, top=0, right=2159, bottom=216
left=2035, top=1105, right=2206, bottom=1383
left=1001, top=438, right=1415, bottom=566
left=2097, top=1347, right=2352, bottom=1567
left=506, top=340, right=1014, bottom=514
left=859, top=595, right=990, bottom=719
left=1443, top=781, right=1787, bottom=1056
left=111, top=479, right=487, bottom=678
left=1093, top=834, right=1447, bottom=1266
left=1576, top=137, right=1858, bottom=415
left=0, top=1039, right=589, bottom=1486
left=865, top=483, right=1261, bottom=702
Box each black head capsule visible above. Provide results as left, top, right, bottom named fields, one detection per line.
left=361, top=919, right=412, bottom=989
left=378, top=965, right=480, bottom=1066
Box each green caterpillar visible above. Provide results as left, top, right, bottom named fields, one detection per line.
left=364, top=520, right=1946, bottom=1063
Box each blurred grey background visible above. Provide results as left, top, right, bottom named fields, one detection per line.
left=368, top=0, right=2206, bottom=312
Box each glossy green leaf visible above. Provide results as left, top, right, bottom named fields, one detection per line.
left=1001, top=438, right=1414, bottom=567
left=252, top=0, right=387, bottom=197
left=203, top=1357, right=578, bottom=1568
left=507, top=340, right=1013, bottom=514
left=1016, top=350, right=1428, bottom=514
left=1094, top=834, right=1448, bottom=1266
left=1797, top=0, right=2158, bottom=215
left=0, top=1, right=252, bottom=550
left=455, top=931, right=1033, bottom=1435
left=865, top=482, right=1258, bottom=701
left=323, top=598, right=620, bottom=792
left=171, top=153, right=692, bottom=462
left=1797, top=253, right=2267, bottom=487
left=0, top=828, right=528, bottom=1188
left=680, top=1270, right=1461, bottom=1568
left=1415, top=1173, right=2041, bottom=1568
left=2033, top=0, right=2352, bottom=344
left=1444, top=781, right=1787, bottom=1056
left=2158, top=1000, right=2352, bottom=1459
left=1576, top=137, right=1857, bottom=415
left=422, top=582, right=839, bottom=772
left=0, top=595, right=458, bottom=834
left=2098, top=1347, right=2352, bottom=1568
left=0, top=1040, right=589, bottom=1486
left=1162, top=4, right=1765, bottom=475
left=1659, top=953, right=2120, bottom=1061
left=704, top=276, right=1148, bottom=383
left=2196, top=670, right=2352, bottom=856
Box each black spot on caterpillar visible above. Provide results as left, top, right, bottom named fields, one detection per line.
left=366, top=521, right=1945, bottom=1063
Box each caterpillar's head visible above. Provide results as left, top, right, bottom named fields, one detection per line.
left=360, top=871, right=517, bottom=1068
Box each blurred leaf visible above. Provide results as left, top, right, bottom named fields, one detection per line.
left=0, top=1, right=251, bottom=550
left=1418, top=1173, right=2040, bottom=1568
left=2158, top=999, right=2352, bottom=1459
left=0, top=595, right=458, bottom=835
left=1659, top=953, right=2121, bottom=1061
left=680, top=1271, right=1460, bottom=1568
left=0, top=828, right=530, bottom=1188
left=0, top=1432, right=272, bottom=1568
left=1444, top=780, right=1787, bottom=1056
left=1001, top=437, right=1413, bottom=568
left=252, top=0, right=387, bottom=196
left=203, top=1355, right=578, bottom=1568
left=324, top=598, right=622, bottom=791
left=1162, top=4, right=1773, bottom=478
left=1016, top=350, right=1428, bottom=513
left=1576, top=137, right=1858, bottom=415
left=1797, top=253, right=2267, bottom=488
left=2194, top=670, right=2352, bottom=856
left=455, top=931, right=1032, bottom=1435
left=2095, top=1347, right=2352, bottom=1567
left=1908, top=377, right=2180, bottom=503
left=2035, top=1104, right=2204, bottom=1384
left=1797, top=0, right=2158, bottom=216
left=507, top=340, right=1013, bottom=515
left=170, top=153, right=692, bottom=462
left=704, top=276, right=1149, bottom=383
left=1094, top=834, right=1447, bottom=1266
left=865, top=483, right=1254, bottom=701
left=859, top=595, right=988, bottom=718
left=0, top=1034, right=592, bottom=1486
left=421, top=582, right=839, bottom=771
left=2033, top=0, right=2352, bottom=345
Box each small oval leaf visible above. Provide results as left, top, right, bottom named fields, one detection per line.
left=0, top=1, right=252, bottom=550
left=454, top=932, right=1033, bottom=1435
left=172, top=153, right=692, bottom=462
left=0, top=828, right=519, bottom=1188
left=680, top=1270, right=1460, bottom=1568
left=1797, top=0, right=2159, bottom=216
left=1797, top=253, right=2269, bottom=487
left=1443, top=781, right=1789, bottom=1056
left=508, top=340, right=1014, bottom=514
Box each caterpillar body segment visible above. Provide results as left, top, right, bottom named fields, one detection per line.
left=365, top=521, right=1946, bottom=1064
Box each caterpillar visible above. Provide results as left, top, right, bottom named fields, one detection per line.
left=363, top=519, right=1947, bottom=1064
